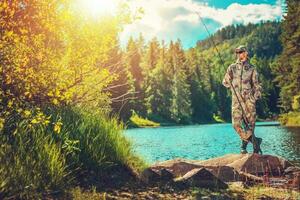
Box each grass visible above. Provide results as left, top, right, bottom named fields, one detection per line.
left=128, top=111, right=160, bottom=128
left=192, top=183, right=300, bottom=199
left=0, top=106, right=145, bottom=199
left=231, top=184, right=300, bottom=199
left=213, top=113, right=225, bottom=123
left=67, top=181, right=300, bottom=199
left=278, top=111, right=300, bottom=127
left=0, top=121, right=69, bottom=199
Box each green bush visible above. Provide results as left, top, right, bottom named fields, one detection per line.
left=0, top=107, right=145, bottom=199
left=128, top=111, right=160, bottom=128
left=278, top=112, right=300, bottom=127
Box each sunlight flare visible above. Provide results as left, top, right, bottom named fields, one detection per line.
left=73, top=0, right=118, bottom=16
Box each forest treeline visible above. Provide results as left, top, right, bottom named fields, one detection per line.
left=110, top=0, right=299, bottom=126
left=111, top=21, right=282, bottom=124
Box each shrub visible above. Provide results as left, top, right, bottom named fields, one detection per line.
left=128, top=111, right=160, bottom=128
left=278, top=112, right=300, bottom=127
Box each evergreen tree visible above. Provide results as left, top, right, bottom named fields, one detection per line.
left=142, top=38, right=162, bottom=117
left=145, top=42, right=173, bottom=121
left=186, top=49, right=215, bottom=123
left=247, top=21, right=282, bottom=58
left=126, top=37, right=145, bottom=115
left=107, top=41, right=135, bottom=121
left=169, top=40, right=192, bottom=123
left=272, top=0, right=300, bottom=112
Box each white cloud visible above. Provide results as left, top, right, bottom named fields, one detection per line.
left=119, top=0, right=283, bottom=48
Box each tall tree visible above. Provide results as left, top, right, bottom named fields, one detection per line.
left=142, top=38, right=161, bottom=116
left=272, top=0, right=300, bottom=112
left=106, top=40, right=134, bottom=121
left=186, top=49, right=216, bottom=122
left=145, top=42, right=172, bottom=120
left=169, top=40, right=192, bottom=123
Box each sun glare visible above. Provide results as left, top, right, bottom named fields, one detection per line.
left=74, top=0, right=117, bottom=17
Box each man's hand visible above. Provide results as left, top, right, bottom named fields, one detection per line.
left=222, top=66, right=233, bottom=88
left=254, top=92, right=261, bottom=100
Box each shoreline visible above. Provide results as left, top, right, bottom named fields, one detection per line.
left=125, top=120, right=281, bottom=129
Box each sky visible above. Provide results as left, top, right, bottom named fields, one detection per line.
left=119, top=0, right=285, bottom=49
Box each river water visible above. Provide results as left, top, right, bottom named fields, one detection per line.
left=124, top=122, right=300, bottom=165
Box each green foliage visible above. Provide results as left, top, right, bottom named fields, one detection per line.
left=0, top=114, right=69, bottom=199
left=0, top=1, right=145, bottom=197
left=129, top=111, right=160, bottom=128
left=186, top=49, right=217, bottom=123
left=292, top=95, right=300, bottom=111
left=142, top=40, right=192, bottom=123
left=51, top=107, right=144, bottom=172
left=196, top=23, right=259, bottom=50
left=213, top=113, right=225, bottom=123
left=107, top=41, right=135, bottom=121
left=169, top=41, right=192, bottom=123
left=0, top=0, right=135, bottom=137
left=142, top=38, right=165, bottom=116
left=272, top=0, right=300, bottom=113
left=0, top=107, right=145, bottom=199
left=278, top=112, right=300, bottom=127
left=247, top=21, right=282, bottom=58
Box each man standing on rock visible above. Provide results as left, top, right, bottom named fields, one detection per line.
left=222, top=45, right=263, bottom=154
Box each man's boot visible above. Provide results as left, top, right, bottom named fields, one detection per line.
left=240, top=140, right=248, bottom=154
left=252, top=136, right=263, bottom=154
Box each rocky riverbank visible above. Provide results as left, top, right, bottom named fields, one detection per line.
left=141, top=154, right=300, bottom=189
left=64, top=154, right=300, bottom=199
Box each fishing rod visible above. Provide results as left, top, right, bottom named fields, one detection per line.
left=195, top=11, right=252, bottom=133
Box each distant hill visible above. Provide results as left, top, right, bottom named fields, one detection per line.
left=196, top=21, right=282, bottom=58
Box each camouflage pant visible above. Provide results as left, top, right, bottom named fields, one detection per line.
left=232, top=94, right=256, bottom=141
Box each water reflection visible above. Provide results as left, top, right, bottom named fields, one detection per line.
left=258, top=126, right=300, bottom=165
left=279, top=127, right=300, bottom=165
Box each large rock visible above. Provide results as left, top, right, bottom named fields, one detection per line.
left=196, top=154, right=293, bottom=176
left=159, top=168, right=174, bottom=181
left=140, top=168, right=161, bottom=184
left=140, top=168, right=175, bottom=184
left=150, top=158, right=239, bottom=182
left=292, top=172, right=300, bottom=189
left=174, top=168, right=228, bottom=189
left=143, top=154, right=295, bottom=184
left=284, top=166, right=300, bottom=176
left=151, top=158, right=201, bottom=176
left=205, top=165, right=241, bottom=182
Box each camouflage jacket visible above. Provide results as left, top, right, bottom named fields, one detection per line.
left=222, top=59, right=262, bottom=103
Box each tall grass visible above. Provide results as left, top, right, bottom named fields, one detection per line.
left=0, top=106, right=145, bottom=199
left=0, top=121, right=69, bottom=199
